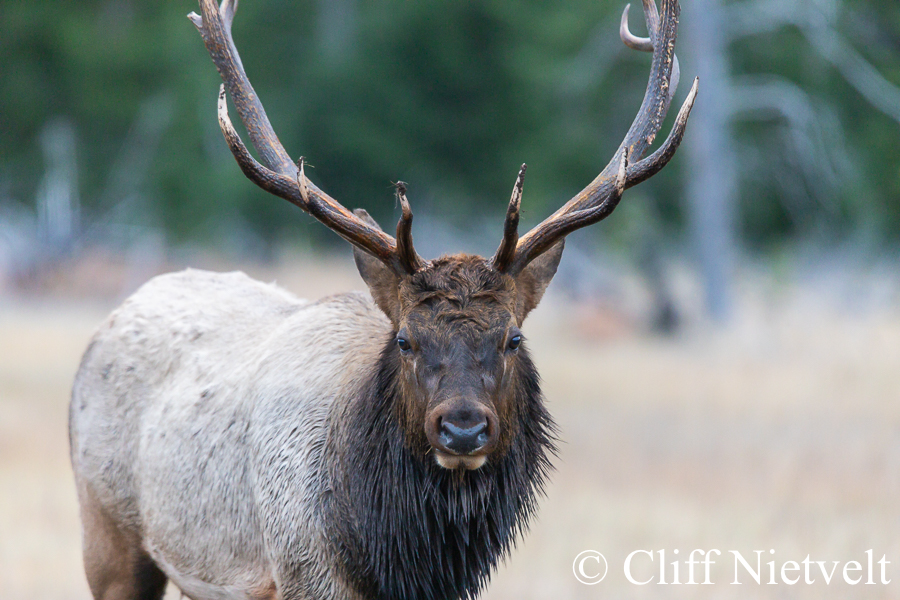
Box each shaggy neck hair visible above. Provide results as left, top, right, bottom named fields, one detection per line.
left=325, top=336, right=556, bottom=600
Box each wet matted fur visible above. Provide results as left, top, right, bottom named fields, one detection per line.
left=327, top=335, right=555, bottom=600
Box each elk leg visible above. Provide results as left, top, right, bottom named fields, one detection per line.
left=79, top=489, right=167, bottom=600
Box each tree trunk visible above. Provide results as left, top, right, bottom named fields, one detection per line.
left=681, top=0, right=737, bottom=321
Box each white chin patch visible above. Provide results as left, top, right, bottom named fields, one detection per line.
left=434, top=452, right=487, bottom=470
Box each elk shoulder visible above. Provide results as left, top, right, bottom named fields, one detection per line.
left=70, top=268, right=389, bottom=599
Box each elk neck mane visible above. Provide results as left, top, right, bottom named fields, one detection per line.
left=324, top=327, right=557, bottom=600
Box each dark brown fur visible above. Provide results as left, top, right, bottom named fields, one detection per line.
left=324, top=254, right=559, bottom=600
left=326, top=323, right=555, bottom=600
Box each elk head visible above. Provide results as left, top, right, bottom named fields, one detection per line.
left=190, top=0, right=697, bottom=470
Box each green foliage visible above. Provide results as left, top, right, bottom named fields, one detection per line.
left=729, top=0, right=900, bottom=246
left=1, top=0, right=898, bottom=251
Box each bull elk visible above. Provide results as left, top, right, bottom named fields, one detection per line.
left=69, top=1, right=696, bottom=599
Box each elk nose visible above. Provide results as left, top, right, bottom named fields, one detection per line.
left=438, top=418, right=490, bottom=455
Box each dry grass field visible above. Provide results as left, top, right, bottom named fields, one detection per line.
left=1, top=253, right=899, bottom=599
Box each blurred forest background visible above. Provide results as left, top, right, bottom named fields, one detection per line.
left=1, top=0, right=898, bottom=322
left=3, top=3, right=900, bottom=599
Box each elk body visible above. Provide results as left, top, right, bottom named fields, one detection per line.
left=69, top=1, right=696, bottom=599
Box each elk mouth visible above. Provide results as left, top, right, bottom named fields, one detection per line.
left=433, top=451, right=488, bottom=471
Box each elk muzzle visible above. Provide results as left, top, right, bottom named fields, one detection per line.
left=425, top=403, right=499, bottom=470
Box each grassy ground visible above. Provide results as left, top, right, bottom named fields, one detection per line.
left=1, top=254, right=898, bottom=599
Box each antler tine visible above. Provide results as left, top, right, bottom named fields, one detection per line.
left=394, top=182, right=424, bottom=273
left=190, top=0, right=292, bottom=175
left=501, top=0, right=694, bottom=276
left=620, top=3, right=653, bottom=51
left=627, top=76, right=697, bottom=187
left=514, top=150, right=629, bottom=271
left=492, top=164, right=527, bottom=272
left=193, top=0, right=420, bottom=275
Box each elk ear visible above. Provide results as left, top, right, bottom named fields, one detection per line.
left=352, top=209, right=401, bottom=325
left=513, top=239, right=564, bottom=323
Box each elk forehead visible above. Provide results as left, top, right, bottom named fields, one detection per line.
left=398, top=255, right=518, bottom=327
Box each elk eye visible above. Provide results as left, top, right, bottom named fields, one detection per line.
left=397, top=337, right=412, bottom=353
left=507, top=335, right=522, bottom=350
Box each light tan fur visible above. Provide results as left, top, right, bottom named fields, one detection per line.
left=71, top=269, right=389, bottom=600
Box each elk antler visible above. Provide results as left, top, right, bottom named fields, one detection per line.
left=189, top=0, right=424, bottom=275
left=493, top=0, right=698, bottom=275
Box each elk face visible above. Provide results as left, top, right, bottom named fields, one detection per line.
left=355, top=247, right=563, bottom=470
left=397, top=259, right=516, bottom=470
